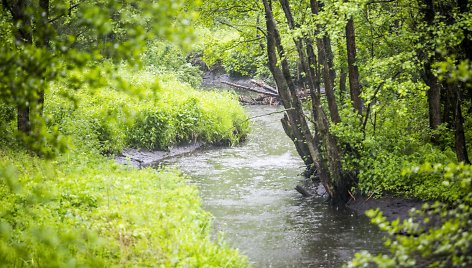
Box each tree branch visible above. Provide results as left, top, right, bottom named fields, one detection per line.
left=48, top=2, right=81, bottom=23
left=222, top=81, right=280, bottom=97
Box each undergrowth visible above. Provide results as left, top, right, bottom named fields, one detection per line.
left=0, top=66, right=250, bottom=267
left=332, top=103, right=463, bottom=203
left=46, top=67, right=249, bottom=154
left=0, top=146, right=248, bottom=267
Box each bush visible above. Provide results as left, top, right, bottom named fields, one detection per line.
left=347, top=163, right=472, bottom=267
left=142, top=41, right=203, bottom=88
left=126, top=109, right=174, bottom=150
left=46, top=67, right=249, bottom=153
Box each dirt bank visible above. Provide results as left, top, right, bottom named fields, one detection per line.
left=347, top=196, right=425, bottom=221
left=304, top=182, right=425, bottom=221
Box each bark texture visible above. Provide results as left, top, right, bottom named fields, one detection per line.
left=346, top=18, right=362, bottom=114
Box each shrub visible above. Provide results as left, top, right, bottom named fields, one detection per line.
left=46, top=67, right=249, bottom=153
left=347, top=163, right=472, bottom=268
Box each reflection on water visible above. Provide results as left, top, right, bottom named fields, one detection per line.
left=162, top=105, right=384, bottom=267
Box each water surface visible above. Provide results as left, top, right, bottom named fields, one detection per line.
left=162, top=105, right=384, bottom=267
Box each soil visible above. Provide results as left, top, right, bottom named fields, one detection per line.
left=304, top=182, right=425, bottom=221
left=347, top=196, right=425, bottom=221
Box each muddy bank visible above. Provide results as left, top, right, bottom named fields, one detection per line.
left=347, top=196, right=424, bottom=221
left=116, top=142, right=204, bottom=168
left=202, top=71, right=253, bottom=89
left=302, top=182, right=424, bottom=221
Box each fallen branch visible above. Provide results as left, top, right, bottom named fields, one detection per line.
left=247, top=107, right=294, bottom=120
left=250, top=79, right=279, bottom=95
left=222, top=81, right=279, bottom=97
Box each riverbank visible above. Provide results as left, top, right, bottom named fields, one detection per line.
left=0, top=67, right=250, bottom=266
left=162, top=105, right=386, bottom=267
left=347, top=196, right=423, bottom=221
left=116, top=142, right=205, bottom=168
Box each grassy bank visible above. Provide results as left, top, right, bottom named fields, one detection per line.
left=46, top=68, right=249, bottom=154
left=0, top=68, right=250, bottom=266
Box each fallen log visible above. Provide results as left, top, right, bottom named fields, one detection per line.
left=250, top=79, right=279, bottom=95
left=222, top=81, right=279, bottom=98
left=295, top=185, right=313, bottom=197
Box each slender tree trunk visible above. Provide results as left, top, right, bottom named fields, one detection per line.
left=454, top=105, right=470, bottom=164
left=424, top=63, right=441, bottom=130
left=421, top=0, right=442, bottom=131
left=17, top=106, right=30, bottom=133
left=262, top=0, right=339, bottom=198
left=339, top=70, right=347, bottom=103
left=309, top=0, right=341, bottom=124
left=4, top=0, right=33, bottom=133
left=346, top=18, right=362, bottom=114
left=450, top=86, right=470, bottom=164
left=37, top=0, right=50, bottom=116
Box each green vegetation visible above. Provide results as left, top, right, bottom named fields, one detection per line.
left=46, top=67, right=248, bottom=154
left=0, top=65, right=249, bottom=266
left=0, top=148, right=248, bottom=267
left=199, top=0, right=471, bottom=266
left=1, top=0, right=471, bottom=266
left=348, top=163, right=472, bottom=267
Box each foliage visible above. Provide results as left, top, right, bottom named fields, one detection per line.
left=0, top=65, right=249, bottom=266
left=45, top=66, right=248, bottom=154
left=347, top=163, right=472, bottom=267
left=197, top=5, right=271, bottom=78
left=0, top=0, right=200, bottom=156
left=142, top=40, right=203, bottom=88
left=0, top=146, right=249, bottom=267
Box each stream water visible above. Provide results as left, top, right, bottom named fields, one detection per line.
left=162, top=105, right=384, bottom=267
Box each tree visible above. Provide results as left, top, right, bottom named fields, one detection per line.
left=0, top=0, right=198, bottom=156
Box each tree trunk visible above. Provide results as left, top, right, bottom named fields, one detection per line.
left=309, top=0, right=341, bottom=124
left=424, top=63, right=441, bottom=130
left=4, top=0, right=33, bottom=132
left=339, top=69, right=347, bottom=103
left=346, top=18, right=362, bottom=114
left=262, top=0, right=340, bottom=199
left=281, top=115, right=313, bottom=168
left=37, top=0, right=50, bottom=116
left=450, top=86, right=470, bottom=164
left=279, top=0, right=350, bottom=204
left=17, top=106, right=31, bottom=133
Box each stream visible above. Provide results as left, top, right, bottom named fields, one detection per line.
left=161, top=105, right=384, bottom=267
